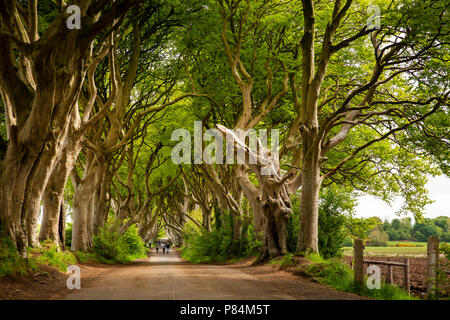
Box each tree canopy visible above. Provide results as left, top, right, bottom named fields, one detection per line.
left=0, top=0, right=448, bottom=258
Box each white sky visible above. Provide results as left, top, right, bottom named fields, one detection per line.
left=355, top=175, right=450, bottom=222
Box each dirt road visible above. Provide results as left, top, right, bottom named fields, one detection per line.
left=60, top=250, right=367, bottom=300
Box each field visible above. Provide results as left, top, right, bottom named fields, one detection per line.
left=343, top=256, right=449, bottom=297
left=343, top=241, right=429, bottom=257
left=342, top=241, right=450, bottom=298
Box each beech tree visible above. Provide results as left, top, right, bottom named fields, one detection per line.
left=0, top=0, right=448, bottom=260
left=0, top=0, right=143, bottom=256
left=177, top=0, right=448, bottom=256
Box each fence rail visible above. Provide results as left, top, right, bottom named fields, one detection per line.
left=362, top=258, right=410, bottom=294
left=353, top=236, right=445, bottom=299
left=363, top=260, right=407, bottom=267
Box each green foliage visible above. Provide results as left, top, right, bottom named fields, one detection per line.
left=288, top=186, right=356, bottom=258
left=345, top=215, right=379, bottom=241
left=380, top=216, right=449, bottom=242
left=93, top=222, right=147, bottom=264
left=382, top=218, right=413, bottom=241
left=413, top=219, right=441, bottom=242
left=1, top=236, right=76, bottom=277
left=317, top=186, right=354, bottom=259
left=214, top=203, right=222, bottom=231
left=440, top=243, right=450, bottom=260
left=305, top=258, right=415, bottom=300
left=122, top=225, right=147, bottom=257
left=368, top=229, right=390, bottom=247
left=75, top=251, right=99, bottom=264
left=65, top=222, right=73, bottom=249
left=269, top=253, right=296, bottom=269
left=181, top=211, right=261, bottom=263
left=29, top=241, right=77, bottom=273
left=434, top=243, right=450, bottom=299
left=286, top=196, right=300, bottom=253
left=342, top=237, right=353, bottom=247
left=0, top=236, right=35, bottom=277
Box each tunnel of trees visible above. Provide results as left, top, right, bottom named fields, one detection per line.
left=0, top=0, right=448, bottom=260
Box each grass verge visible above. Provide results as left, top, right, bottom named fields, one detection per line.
left=299, top=253, right=416, bottom=300
left=28, top=241, right=77, bottom=272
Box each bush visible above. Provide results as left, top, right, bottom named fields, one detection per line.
left=368, top=229, right=389, bottom=247
left=93, top=222, right=147, bottom=264
left=65, top=223, right=73, bottom=249
left=181, top=211, right=261, bottom=263
left=288, top=186, right=351, bottom=258
left=122, top=225, right=147, bottom=257
left=317, top=186, right=355, bottom=258
left=440, top=243, right=450, bottom=260
left=396, top=243, right=415, bottom=247
left=342, top=237, right=353, bottom=247
left=287, top=197, right=300, bottom=253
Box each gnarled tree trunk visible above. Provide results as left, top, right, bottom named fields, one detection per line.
left=71, top=155, right=104, bottom=251
left=0, top=0, right=141, bottom=255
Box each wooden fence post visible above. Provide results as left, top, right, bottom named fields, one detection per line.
left=387, top=258, right=393, bottom=285
left=404, top=258, right=410, bottom=295
left=426, top=236, right=439, bottom=299
left=354, top=239, right=364, bottom=286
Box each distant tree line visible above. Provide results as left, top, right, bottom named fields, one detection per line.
left=368, top=216, right=450, bottom=245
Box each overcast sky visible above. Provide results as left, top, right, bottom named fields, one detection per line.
left=355, top=175, right=450, bottom=222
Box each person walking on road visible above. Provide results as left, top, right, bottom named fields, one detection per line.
left=166, top=242, right=171, bottom=255
left=162, top=242, right=166, bottom=254
left=156, top=241, right=160, bottom=254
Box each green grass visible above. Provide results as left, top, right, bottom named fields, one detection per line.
left=303, top=257, right=416, bottom=300
left=75, top=251, right=102, bottom=263
left=28, top=241, right=77, bottom=272
left=1, top=238, right=78, bottom=277
left=0, top=237, right=37, bottom=276
left=269, top=253, right=296, bottom=268
left=343, top=243, right=428, bottom=256
left=387, top=241, right=428, bottom=246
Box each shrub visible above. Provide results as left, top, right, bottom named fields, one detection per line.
left=287, top=197, right=300, bottom=252
left=93, top=221, right=147, bottom=264
left=65, top=223, right=73, bottom=249
left=368, top=229, right=389, bottom=247
left=122, top=225, right=147, bottom=257
left=317, top=186, right=355, bottom=258
left=342, top=237, right=353, bottom=247
left=288, top=186, right=352, bottom=258
left=396, top=243, right=415, bottom=247
left=181, top=211, right=261, bottom=263
left=440, top=243, right=450, bottom=259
